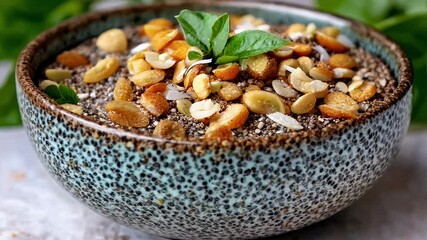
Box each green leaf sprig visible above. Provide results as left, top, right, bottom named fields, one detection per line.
left=175, top=10, right=289, bottom=64
left=44, top=84, right=79, bottom=105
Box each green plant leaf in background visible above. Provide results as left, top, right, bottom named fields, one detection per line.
left=0, top=0, right=96, bottom=127
left=316, top=0, right=427, bottom=123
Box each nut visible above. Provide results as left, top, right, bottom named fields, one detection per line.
left=319, top=92, right=359, bottom=119
left=192, top=74, right=211, bottom=100
left=130, top=69, right=165, bottom=87
left=172, top=60, right=186, bottom=84
left=39, top=80, right=59, bottom=90
left=213, top=63, right=240, bottom=81
left=297, top=56, right=314, bottom=74
left=56, top=51, right=89, bottom=68
left=348, top=79, right=364, bottom=92
left=153, top=120, right=186, bottom=140
left=218, top=82, right=243, bottom=101
left=151, top=29, right=181, bottom=52
left=242, top=90, right=287, bottom=114
left=349, top=81, right=377, bottom=102
left=309, top=66, right=333, bottom=82
left=96, top=28, right=128, bottom=53
left=204, top=125, right=233, bottom=141
left=140, top=92, right=170, bottom=117
left=114, top=77, right=133, bottom=101
left=272, top=80, right=298, bottom=98
left=318, top=104, right=357, bottom=119
left=176, top=99, right=192, bottom=116
left=315, top=32, right=348, bottom=53
left=285, top=23, right=306, bottom=35
left=278, top=59, right=299, bottom=77
left=146, top=82, right=168, bottom=94
left=45, top=69, right=72, bottom=82
left=210, top=81, right=222, bottom=93
left=83, top=57, right=120, bottom=83
left=145, top=51, right=176, bottom=69
left=335, top=81, right=348, bottom=93
left=189, top=99, right=221, bottom=120
left=333, top=68, right=356, bottom=79
left=291, top=92, right=316, bottom=114
left=320, top=26, right=340, bottom=38
left=105, top=100, right=149, bottom=127
left=290, top=68, right=329, bottom=93
left=329, top=54, right=357, bottom=69
left=245, top=54, right=278, bottom=80
left=245, top=85, right=261, bottom=92
left=271, top=46, right=293, bottom=60
left=140, top=18, right=174, bottom=39
left=166, top=40, right=191, bottom=61
left=184, top=64, right=205, bottom=89
left=288, top=42, right=312, bottom=56
left=211, top=104, right=249, bottom=129
left=324, top=92, right=359, bottom=112
left=127, top=58, right=151, bottom=75
left=61, top=104, right=83, bottom=115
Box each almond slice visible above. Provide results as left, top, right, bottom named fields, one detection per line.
left=140, top=92, right=170, bottom=117
left=349, top=81, right=377, bottom=102
left=105, top=100, right=149, bottom=127
left=267, top=112, right=303, bottom=130
left=130, top=69, right=165, bottom=87
left=83, top=57, right=120, bottom=83
left=291, top=92, right=316, bottom=114
left=315, top=32, right=348, bottom=53
left=213, top=63, right=240, bottom=81
left=272, top=80, right=298, bottom=98
left=211, top=104, right=249, bottom=129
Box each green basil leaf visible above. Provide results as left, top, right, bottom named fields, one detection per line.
left=210, top=13, right=230, bottom=58
left=175, top=10, right=218, bottom=54
left=222, top=30, right=288, bottom=59
left=44, top=85, right=61, bottom=99
left=58, top=84, right=79, bottom=104
left=216, top=55, right=239, bottom=65
left=188, top=51, right=203, bottom=61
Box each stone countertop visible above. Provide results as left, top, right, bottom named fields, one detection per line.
left=0, top=128, right=426, bottom=240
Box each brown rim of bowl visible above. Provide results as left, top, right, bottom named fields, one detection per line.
left=16, top=0, right=412, bottom=150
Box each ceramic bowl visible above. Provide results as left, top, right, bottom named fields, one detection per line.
left=16, top=1, right=412, bottom=239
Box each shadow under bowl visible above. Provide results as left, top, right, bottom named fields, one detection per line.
left=16, top=1, right=412, bottom=239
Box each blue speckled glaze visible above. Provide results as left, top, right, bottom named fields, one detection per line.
left=16, top=1, right=412, bottom=239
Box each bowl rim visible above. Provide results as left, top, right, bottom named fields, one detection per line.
left=16, top=0, right=412, bottom=150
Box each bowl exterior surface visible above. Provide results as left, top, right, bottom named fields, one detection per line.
left=17, top=2, right=412, bottom=239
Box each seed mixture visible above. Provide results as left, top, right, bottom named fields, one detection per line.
left=38, top=13, right=396, bottom=141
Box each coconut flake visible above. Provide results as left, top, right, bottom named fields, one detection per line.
left=165, top=84, right=191, bottom=100
left=313, top=45, right=330, bottom=62
left=284, top=65, right=296, bottom=73
left=267, top=112, right=304, bottom=130
left=77, top=93, right=89, bottom=100
left=130, top=42, right=151, bottom=54
left=336, top=34, right=355, bottom=48
left=288, top=32, right=304, bottom=41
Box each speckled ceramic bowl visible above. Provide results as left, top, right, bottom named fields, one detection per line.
left=16, top=1, right=412, bottom=239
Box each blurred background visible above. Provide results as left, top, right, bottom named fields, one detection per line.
left=0, top=0, right=426, bottom=126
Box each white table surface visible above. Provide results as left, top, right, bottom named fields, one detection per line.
left=0, top=127, right=426, bottom=240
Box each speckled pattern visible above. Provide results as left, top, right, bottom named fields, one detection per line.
left=16, top=1, right=412, bottom=240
